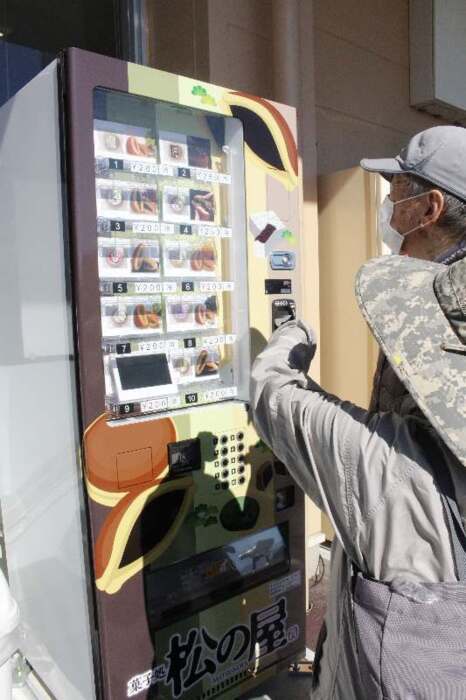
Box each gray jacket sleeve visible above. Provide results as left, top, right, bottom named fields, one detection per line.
left=249, top=320, right=411, bottom=570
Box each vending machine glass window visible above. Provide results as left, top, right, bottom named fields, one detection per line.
left=93, top=88, right=250, bottom=419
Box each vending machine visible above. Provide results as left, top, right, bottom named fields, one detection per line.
left=0, top=49, right=305, bottom=700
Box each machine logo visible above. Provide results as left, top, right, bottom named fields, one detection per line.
left=126, top=596, right=299, bottom=697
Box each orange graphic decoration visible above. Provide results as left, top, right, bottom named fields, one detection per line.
left=84, top=414, right=194, bottom=594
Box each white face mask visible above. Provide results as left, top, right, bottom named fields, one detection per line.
left=378, top=193, right=429, bottom=255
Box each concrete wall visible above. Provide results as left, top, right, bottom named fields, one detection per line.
left=313, top=0, right=449, bottom=175
left=207, top=0, right=274, bottom=98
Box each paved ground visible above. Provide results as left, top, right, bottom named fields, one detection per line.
left=240, top=668, right=314, bottom=699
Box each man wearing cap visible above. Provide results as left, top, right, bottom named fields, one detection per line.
left=361, top=125, right=466, bottom=414
left=249, top=128, right=466, bottom=699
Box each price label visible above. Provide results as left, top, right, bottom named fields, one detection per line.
left=199, top=281, right=216, bottom=293
left=134, top=282, right=162, bottom=294
left=116, top=342, right=131, bottom=354
left=198, top=225, right=220, bottom=237
left=119, top=403, right=134, bottom=416
left=185, top=392, right=198, bottom=405
left=110, top=220, right=126, bottom=232
left=180, top=224, right=192, bottom=236
left=199, top=281, right=234, bottom=293
left=183, top=337, right=196, bottom=349
left=141, top=397, right=169, bottom=413
left=195, top=169, right=207, bottom=182
left=204, top=386, right=237, bottom=401
left=163, top=281, right=178, bottom=293
left=112, top=282, right=128, bottom=294
left=133, top=222, right=159, bottom=234
left=138, top=339, right=180, bottom=353
left=129, top=161, right=158, bottom=175
left=182, top=280, right=195, bottom=293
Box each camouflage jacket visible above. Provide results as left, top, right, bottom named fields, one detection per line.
left=250, top=320, right=466, bottom=700
left=370, top=244, right=466, bottom=414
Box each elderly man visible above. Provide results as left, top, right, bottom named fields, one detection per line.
left=249, top=127, right=466, bottom=700
left=361, top=126, right=466, bottom=414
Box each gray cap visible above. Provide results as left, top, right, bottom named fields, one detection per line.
left=360, top=126, right=466, bottom=202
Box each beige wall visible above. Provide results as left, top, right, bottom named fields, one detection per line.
left=318, top=168, right=380, bottom=407
left=313, top=0, right=449, bottom=175
left=146, top=0, right=210, bottom=79
left=207, top=0, right=274, bottom=98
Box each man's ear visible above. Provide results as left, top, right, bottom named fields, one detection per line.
left=424, top=189, right=444, bottom=225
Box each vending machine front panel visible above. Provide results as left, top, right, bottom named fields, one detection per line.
left=64, top=49, right=305, bottom=700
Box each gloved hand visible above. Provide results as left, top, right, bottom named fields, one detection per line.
left=286, top=320, right=317, bottom=375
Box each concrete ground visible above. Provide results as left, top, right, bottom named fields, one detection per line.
left=241, top=668, right=313, bottom=699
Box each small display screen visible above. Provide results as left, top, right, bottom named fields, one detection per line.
left=116, top=353, right=171, bottom=390
left=265, top=278, right=292, bottom=295
left=145, top=523, right=289, bottom=629
left=168, top=438, right=202, bottom=476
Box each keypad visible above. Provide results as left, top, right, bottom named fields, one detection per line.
left=211, top=428, right=249, bottom=490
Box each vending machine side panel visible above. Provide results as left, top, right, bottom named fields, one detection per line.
left=0, top=61, right=96, bottom=699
